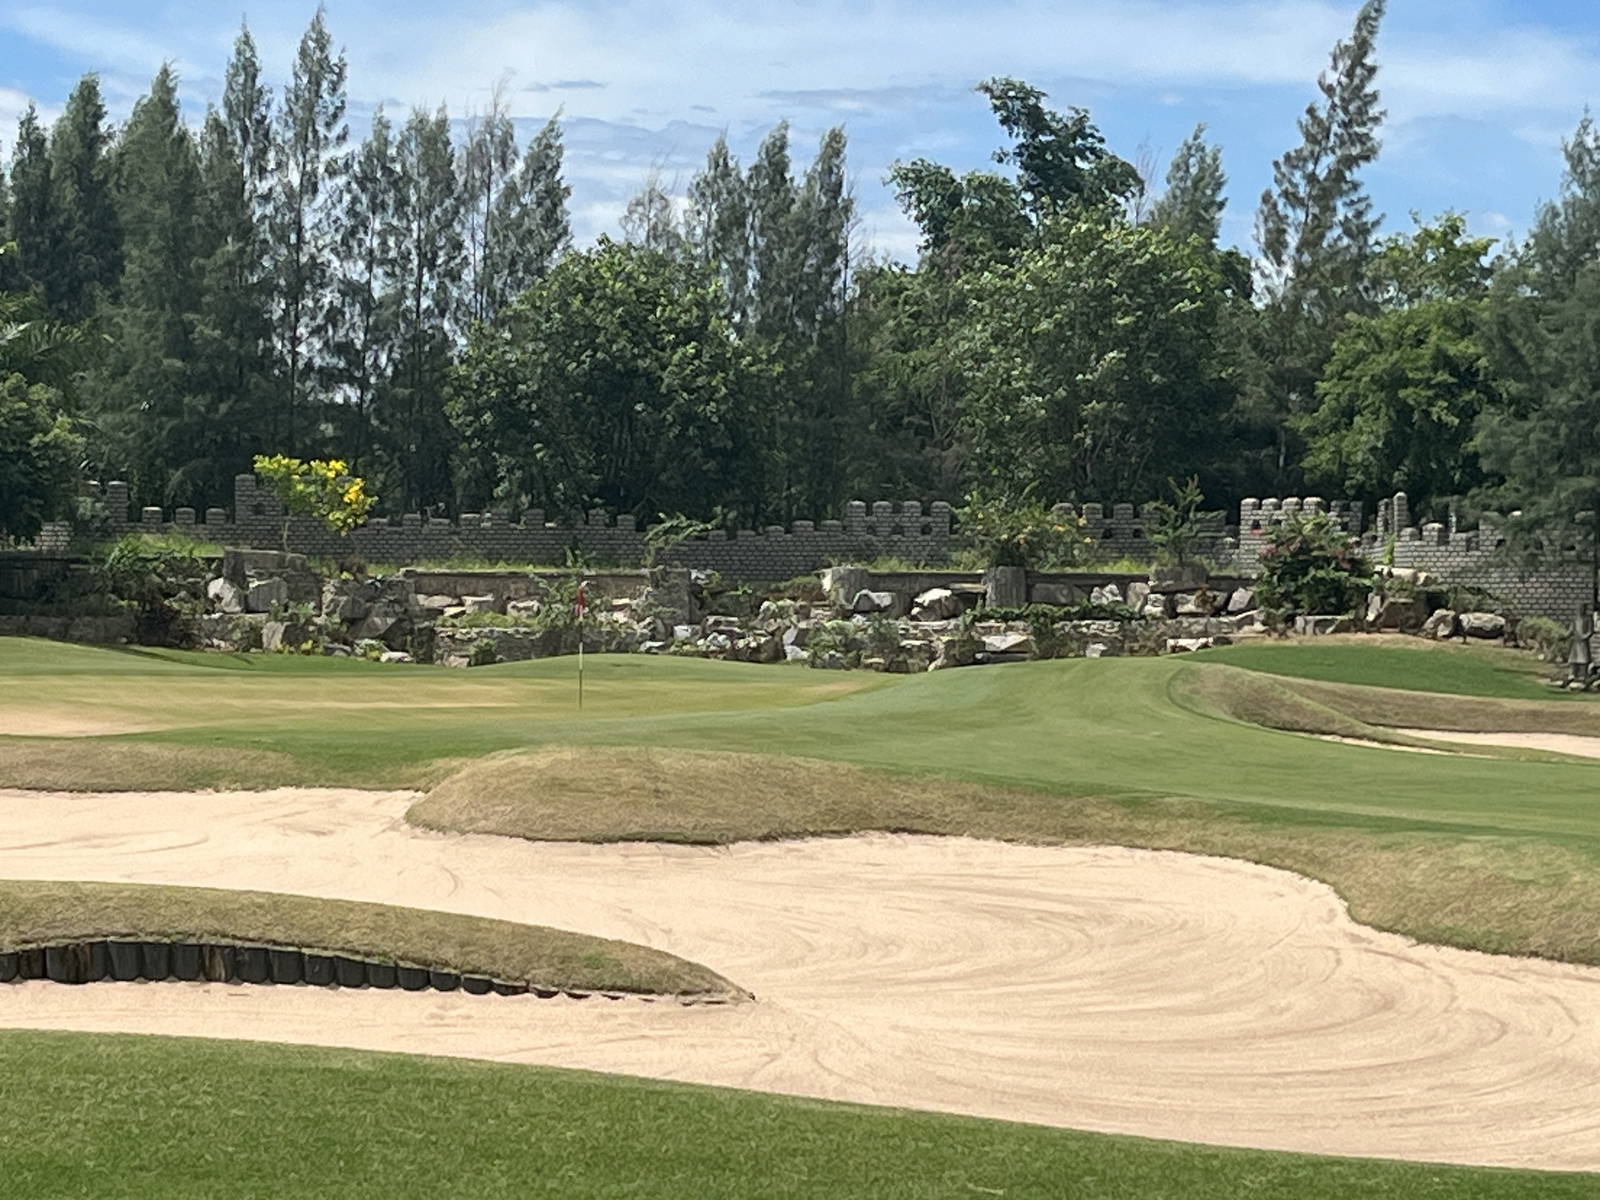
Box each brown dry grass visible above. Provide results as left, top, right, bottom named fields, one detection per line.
left=412, top=747, right=1600, bottom=967
left=0, top=879, right=740, bottom=998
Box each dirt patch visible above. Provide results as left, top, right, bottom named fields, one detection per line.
left=1, top=787, right=1598, bottom=1171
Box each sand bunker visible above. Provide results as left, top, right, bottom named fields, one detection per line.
left=1394, top=727, right=1600, bottom=759
left=0, top=786, right=1598, bottom=1171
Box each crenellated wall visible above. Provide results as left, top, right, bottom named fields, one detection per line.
left=22, top=480, right=1592, bottom=615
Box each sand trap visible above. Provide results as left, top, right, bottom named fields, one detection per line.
left=1394, top=727, right=1600, bottom=759
left=1313, top=734, right=1461, bottom=755
left=1, top=787, right=1598, bottom=1171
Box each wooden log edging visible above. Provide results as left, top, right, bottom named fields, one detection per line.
left=0, top=940, right=734, bottom=1005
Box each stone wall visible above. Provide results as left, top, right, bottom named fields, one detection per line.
left=20, top=478, right=1594, bottom=616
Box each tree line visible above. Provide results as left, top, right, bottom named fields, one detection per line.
left=3, top=0, right=1599, bottom=558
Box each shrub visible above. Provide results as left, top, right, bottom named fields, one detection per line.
left=1255, top=513, right=1371, bottom=620
left=355, top=638, right=388, bottom=661
left=468, top=637, right=499, bottom=667
left=957, top=492, right=1087, bottom=569
left=98, top=534, right=209, bottom=647
left=1518, top=615, right=1570, bottom=663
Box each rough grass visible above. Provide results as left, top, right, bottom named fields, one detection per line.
left=413, top=746, right=1600, bottom=967
left=1, top=1030, right=1591, bottom=1200
left=0, top=879, right=737, bottom=998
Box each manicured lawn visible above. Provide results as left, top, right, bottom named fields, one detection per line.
left=0, top=879, right=734, bottom=996
left=1201, top=636, right=1567, bottom=700
left=0, top=1030, right=1590, bottom=1199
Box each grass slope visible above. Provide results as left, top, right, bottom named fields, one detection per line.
left=0, top=879, right=736, bottom=997
left=0, top=1030, right=1591, bottom=1199
left=1200, top=636, right=1568, bottom=700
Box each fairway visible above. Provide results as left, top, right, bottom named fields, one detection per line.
left=4, top=636, right=1600, bottom=1191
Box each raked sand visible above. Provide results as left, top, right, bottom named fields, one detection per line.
left=0, top=787, right=1597, bottom=1171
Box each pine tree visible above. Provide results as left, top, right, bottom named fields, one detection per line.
left=485, top=113, right=569, bottom=315
left=386, top=106, right=463, bottom=512
left=329, top=109, right=398, bottom=478
left=1251, top=0, right=1387, bottom=491
left=9, top=108, right=53, bottom=303
left=459, top=84, right=517, bottom=327
left=1149, top=124, right=1226, bottom=245
left=1256, top=0, right=1386, bottom=316
left=268, top=8, right=349, bottom=455
left=44, top=75, right=120, bottom=322
left=747, top=122, right=798, bottom=339
left=91, top=66, right=204, bottom=504
left=685, top=135, right=750, bottom=324
left=191, top=24, right=277, bottom=501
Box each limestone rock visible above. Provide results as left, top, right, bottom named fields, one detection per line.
left=1089, top=583, right=1124, bottom=607
left=1294, top=615, right=1354, bottom=637
left=1141, top=595, right=1171, bottom=620
left=462, top=595, right=497, bottom=614
left=379, top=650, right=414, bottom=664
left=822, top=565, right=871, bottom=608
left=850, top=589, right=896, bottom=614
left=507, top=599, right=542, bottom=620
left=1422, top=609, right=1460, bottom=640
left=245, top=577, right=288, bottom=614
left=1085, top=641, right=1121, bottom=658
left=981, top=631, right=1035, bottom=656
left=1226, top=587, right=1256, bottom=615
left=1166, top=637, right=1219, bottom=654
left=784, top=644, right=808, bottom=662
left=912, top=587, right=962, bottom=621
left=1459, top=611, right=1507, bottom=639
left=206, top=577, right=244, bottom=614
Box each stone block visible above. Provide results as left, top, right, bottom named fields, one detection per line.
left=1293, top=615, right=1354, bottom=637
left=1460, top=611, right=1507, bottom=639
left=207, top=577, right=244, bottom=614
left=851, top=589, right=896, bottom=614
left=462, top=594, right=497, bottom=613
left=1226, top=587, right=1257, bottom=615
left=245, top=577, right=288, bottom=613
left=912, top=587, right=962, bottom=620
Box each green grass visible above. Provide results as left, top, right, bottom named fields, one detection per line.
left=1202, top=636, right=1567, bottom=700
left=0, top=879, right=736, bottom=997
left=0, top=1030, right=1590, bottom=1199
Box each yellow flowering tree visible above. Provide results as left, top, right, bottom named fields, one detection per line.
left=252, top=454, right=376, bottom=550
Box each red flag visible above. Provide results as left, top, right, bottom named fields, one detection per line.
left=574, top=581, right=587, bottom=620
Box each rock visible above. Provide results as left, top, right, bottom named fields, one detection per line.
left=1365, top=592, right=1428, bottom=631
left=1421, top=609, right=1460, bottom=640
left=1460, top=611, right=1507, bottom=639
left=1141, top=595, right=1171, bottom=620
left=462, top=594, right=497, bottom=614
left=784, top=644, right=808, bottom=662
left=898, top=639, right=936, bottom=673
left=671, top=624, right=697, bottom=642
left=1089, top=583, right=1124, bottom=607
left=414, top=593, right=459, bottom=613
left=1294, top=615, right=1354, bottom=637
left=322, top=643, right=352, bottom=657
left=206, top=577, right=244, bottom=614
left=983, top=566, right=1028, bottom=609
left=379, top=650, right=414, bottom=664
left=1166, top=637, right=1217, bottom=654
left=822, top=565, right=872, bottom=608
left=814, top=650, right=846, bottom=670
left=244, top=577, right=288, bottom=613
left=912, top=587, right=962, bottom=621
left=1148, top=562, right=1209, bottom=593
left=1125, top=581, right=1151, bottom=611
left=1085, top=641, right=1121, bottom=658
left=782, top=624, right=811, bottom=649
left=930, top=634, right=979, bottom=670
left=850, top=589, right=896, bottom=614
left=507, top=599, right=542, bottom=620
left=1030, top=582, right=1082, bottom=607
left=640, top=641, right=668, bottom=655
left=702, top=632, right=733, bottom=653
left=1226, top=587, right=1256, bottom=615
left=981, top=631, right=1035, bottom=656
left=1173, top=591, right=1218, bottom=617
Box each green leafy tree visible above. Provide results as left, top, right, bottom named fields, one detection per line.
left=448, top=238, right=767, bottom=521
left=685, top=134, right=750, bottom=324
left=1148, top=124, right=1226, bottom=245
left=1255, top=512, right=1371, bottom=619
left=0, top=372, right=83, bottom=543
left=957, top=490, right=1085, bottom=570
left=484, top=113, right=570, bottom=314
left=1302, top=215, right=1495, bottom=517
left=960, top=212, right=1238, bottom=501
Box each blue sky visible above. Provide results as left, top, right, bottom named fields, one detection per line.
left=3, top=0, right=1598, bottom=260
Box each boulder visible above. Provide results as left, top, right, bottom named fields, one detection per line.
left=206, top=577, right=244, bottom=614
left=981, top=631, right=1036, bottom=656
left=1166, top=637, right=1219, bottom=654
left=912, top=587, right=963, bottom=621
left=507, top=599, right=542, bottom=620
left=1294, top=615, right=1354, bottom=637
left=1125, top=581, right=1151, bottom=611
left=1173, top=591, right=1219, bottom=617
left=784, top=644, right=808, bottom=663
left=1365, top=591, right=1429, bottom=631
left=850, top=589, right=896, bottom=615
left=671, top=624, right=696, bottom=642
left=1421, top=609, right=1460, bottom=640
left=822, top=565, right=872, bottom=609
left=1225, top=587, right=1257, bottom=615
left=1141, top=595, right=1171, bottom=620
left=414, top=593, right=459, bottom=614
left=462, top=594, right=497, bottom=614
left=1460, top=611, right=1508, bottom=640
left=1085, top=641, right=1122, bottom=658
left=930, top=634, right=979, bottom=670
left=782, top=624, right=811, bottom=649
left=244, top=577, right=288, bottom=614
left=1089, top=583, right=1124, bottom=607
left=379, top=650, right=414, bottom=664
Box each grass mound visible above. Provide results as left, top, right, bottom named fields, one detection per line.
left=0, top=879, right=739, bottom=999
left=2, top=1030, right=1591, bottom=1198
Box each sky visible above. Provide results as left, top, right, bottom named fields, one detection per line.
left=3, top=0, right=1599, bottom=262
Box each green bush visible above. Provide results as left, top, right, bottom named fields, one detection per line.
left=1518, top=615, right=1570, bottom=663
left=468, top=637, right=499, bottom=667
left=1255, top=514, right=1371, bottom=620
left=957, top=493, right=1088, bottom=569
left=98, top=534, right=209, bottom=647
